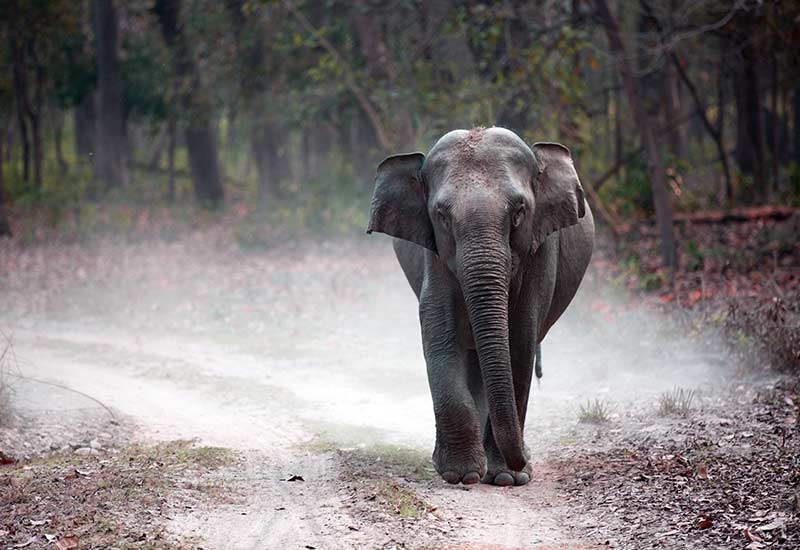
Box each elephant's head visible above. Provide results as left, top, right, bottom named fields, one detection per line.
left=367, top=127, right=586, bottom=470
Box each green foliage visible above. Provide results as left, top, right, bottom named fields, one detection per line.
left=684, top=240, right=705, bottom=272
left=639, top=271, right=666, bottom=292
left=1, top=0, right=798, bottom=243
left=605, top=153, right=653, bottom=217
left=122, top=31, right=170, bottom=122
left=234, top=163, right=369, bottom=249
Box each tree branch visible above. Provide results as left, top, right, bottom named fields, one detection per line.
left=282, top=0, right=394, bottom=152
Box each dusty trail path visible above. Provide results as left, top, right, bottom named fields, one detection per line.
left=1, top=234, right=755, bottom=549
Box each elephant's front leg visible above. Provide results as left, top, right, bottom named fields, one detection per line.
left=420, top=288, right=486, bottom=485
left=480, top=310, right=538, bottom=486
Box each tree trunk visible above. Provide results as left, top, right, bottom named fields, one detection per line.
left=732, top=17, right=766, bottom=201
left=185, top=125, right=223, bottom=205
left=0, top=121, right=11, bottom=237
left=663, top=61, right=687, bottom=160
left=167, top=114, right=176, bottom=202
left=794, top=83, right=800, bottom=168
left=74, top=93, right=95, bottom=160
left=770, top=52, right=778, bottom=196
left=54, top=109, right=68, bottom=175
left=595, top=0, right=677, bottom=268
left=93, top=0, right=128, bottom=190
left=251, top=120, right=291, bottom=205
left=154, top=0, right=224, bottom=206
left=717, top=39, right=732, bottom=205
left=226, top=0, right=286, bottom=204
left=30, top=49, right=44, bottom=190
left=10, top=32, right=30, bottom=184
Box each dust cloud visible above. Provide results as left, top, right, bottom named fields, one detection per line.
left=2, top=232, right=731, bottom=456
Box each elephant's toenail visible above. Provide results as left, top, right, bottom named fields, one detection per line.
left=462, top=472, right=480, bottom=484
left=494, top=472, right=514, bottom=486
left=515, top=472, right=530, bottom=486
left=442, top=471, right=460, bottom=484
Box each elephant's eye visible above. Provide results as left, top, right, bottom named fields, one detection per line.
left=437, top=207, right=451, bottom=231
left=512, top=205, right=525, bottom=228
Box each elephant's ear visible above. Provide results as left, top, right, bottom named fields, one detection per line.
left=530, top=142, right=586, bottom=252
left=367, top=152, right=436, bottom=253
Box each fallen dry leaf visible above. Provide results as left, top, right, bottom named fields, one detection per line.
left=756, top=518, right=786, bottom=531
left=55, top=536, right=79, bottom=549
left=696, top=518, right=713, bottom=530
left=744, top=528, right=763, bottom=542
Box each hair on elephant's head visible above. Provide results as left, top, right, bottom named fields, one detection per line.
left=366, top=127, right=586, bottom=471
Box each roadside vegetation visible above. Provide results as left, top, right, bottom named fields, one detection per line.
left=0, top=440, right=237, bottom=549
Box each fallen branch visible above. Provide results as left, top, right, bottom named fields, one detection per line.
left=674, top=206, right=797, bottom=224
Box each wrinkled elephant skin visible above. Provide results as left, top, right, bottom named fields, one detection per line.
left=367, top=127, right=594, bottom=486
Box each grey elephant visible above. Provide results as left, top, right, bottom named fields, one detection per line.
left=367, top=127, right=594, bottom=486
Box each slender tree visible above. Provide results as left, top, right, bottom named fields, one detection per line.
left=594, top=0, right=677, bottom=268
left=153, top=0, right=224, bottom=206
left=93, top=0, right=128, bottom=190
left=226, top=0, right=290, bottom=205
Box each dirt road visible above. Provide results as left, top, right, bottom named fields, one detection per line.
left=1, top=233, right=770, bottom=549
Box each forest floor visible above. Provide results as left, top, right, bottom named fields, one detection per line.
left=0, top=212, right=798, bottom=549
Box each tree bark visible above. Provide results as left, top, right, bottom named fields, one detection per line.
left=153, top=0, right=224, bottom=205
left=93, top=0, right=128, bottom=190
left=74, top=93, right=95, bottom=160
left=54, top=109, right=68, bottom=175
left=0, top=119, right=11, bottom=237
left=717, top=39, right=731, bottom=204
left=9, top=31, right=30, bottom=184
left=663, top=61, right=687, bottom=160
left=226, top=0, right=291, bottom=204
left=167, top=114, right=176, bottom=202
left=794, top=82, right=800, bottom=168
left=594, top=0, right=677, bottom=268
left=732, top=16, right=766, bottom=200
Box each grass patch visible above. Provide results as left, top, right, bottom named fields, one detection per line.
left=579, top=398, right=612, bottom=424
left=375, top=479, right=430, bottom=519
left=0, top=440, right=237, bottom=549
left=306, top=436, right=436, bottom=481
left=170, top=442, right=235, bottom=469
left=658, top=387, right=696, bottom=416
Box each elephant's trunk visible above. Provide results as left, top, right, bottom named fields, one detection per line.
left=459, top=234, right=526, bottom=471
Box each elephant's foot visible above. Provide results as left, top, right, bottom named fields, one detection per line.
left=481, top=444, right=532, bottom=486
left=481, top=461, right=532, bottom=486
left=433, top=439, right=487, bottom=485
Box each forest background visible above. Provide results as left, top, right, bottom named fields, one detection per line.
left=1, top=0, right=798, bottom=267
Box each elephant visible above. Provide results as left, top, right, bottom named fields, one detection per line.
left=367, top=127, right=594, bottom=486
